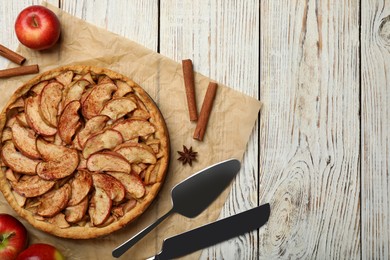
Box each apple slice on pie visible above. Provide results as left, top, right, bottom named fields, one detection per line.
left=11, top=122, right=40, bottom=159
left=39, top=81, right=63, bottom=127
left=1, top=141, right=40, bottom=175
left=25, top=95, right=57, bottom=136
left=87, top=151, right=131, bottom=173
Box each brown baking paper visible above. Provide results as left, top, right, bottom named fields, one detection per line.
left=0, top=3, right=261, bottom=260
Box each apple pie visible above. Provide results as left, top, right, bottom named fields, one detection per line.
left=0, top=65, right=170, bottom=239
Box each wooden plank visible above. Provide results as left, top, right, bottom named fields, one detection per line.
left=0, top=0, right=59, bottom=69
left=361, top=1, right=390, bottom=259
left=60, top=0, right=158, bottom=51
left=160, top=0, right=260, bottom=259
left=259, top=0, right=360, bottom=258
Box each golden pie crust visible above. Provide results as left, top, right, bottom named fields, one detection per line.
left=0, top=65, right=170, bottom=239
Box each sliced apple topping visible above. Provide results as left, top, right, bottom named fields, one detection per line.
left=126, top=94, right=151, bottom=120
left=15, top=113, right=29, bottom=127
left=1, top=141, right=39, bottom=174
left=132, top=109, right=151, bottom=120
left=113, top=80, right=133, bottom=98
left=144, top=160, right=162, bottom=184
left=58, top=100, right=81, bottom=144
left=25, top=96, right=57, bottom=136
left=12, top=175, right=55, bottom=198
left=36, top=148, right=79, bottom=180
left=5, top=116, right=17, bottom=128
left=89, top=187, right=112, bottom=226
left=68, top=170, right=93, bottom=206
left=5, top=168, right=21, bottom=182
left=115, top=143, right=157, bottom=164
left=76, top=115, right=109, bottom=148
left=82, top=72, right=95, bottom=85
left=0, top=67, right=168, bottom=237
left=87, top=151, right=131, bottom=173
left=100, top=98, right=137, bottom=120
left=92, top=173, right=126, bottom=202
left=146, top=138, right=160, bottom=154
left=107, top=172, right=145, bottom=199
left=98, top=75, right=114, bottom=84
left=62, top=79, right=90, bottom=110
left=65, top=196, right=88, bottom=223
left=82, top=83, right=117, bottom=119
left=7, top=97, right=25, bottom=110
left=55, top=71, right=74, bottom=87
left=112, top=119, right=155, bottom=141
left=1, top=127, right=12, bottom=143
left=82, top=129, right=123, bottom=158
left=112, top=199, right=136, bottom=217
left=30, top=81, right=48, bottom=95
left=36, top=138, right=71, bottom=160
left=12, top=190, right=27, bottom=207
left=77, top=157, right=87, bottom=169
left=37, top=184, right=71, bottom=217
left=40, top=81, right=63, bottom=127
left=80, top=86, right=94, bottom=105
left=36, top=140, right=79, bottom=180
left=11, top=122, right=40, bottom=159
left=47, top=213, right=70, bottom=228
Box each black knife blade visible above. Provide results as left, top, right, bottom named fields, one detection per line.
left=146, top=203, right=271, bottom=260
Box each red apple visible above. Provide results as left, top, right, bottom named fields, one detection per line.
left=14, top=5, right=61, bottom=50
left=16, top=243, right=64, bottom=260
left=0, top=214, right=28, bottom=260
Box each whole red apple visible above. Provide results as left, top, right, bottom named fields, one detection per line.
left=0, top=214, right=28, bottom=260
left=15, top=5, right=61, bottom=50
left=16, top=243, right=65, bottom=260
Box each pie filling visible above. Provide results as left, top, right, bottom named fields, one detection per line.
left=0, top=66, right=169, bottom=239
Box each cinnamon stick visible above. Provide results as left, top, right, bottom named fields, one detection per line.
left=0, top=65, right=39, bottom=78
left=182, top=59, right=198, bottom=121
left=0, top=44, right=26, bottom=65
left=193, top=82, right=218, bottom=141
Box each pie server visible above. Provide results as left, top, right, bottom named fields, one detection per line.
left=112, top=158, right=241, bottom=258
left=146, top=203, right=271, bottom=260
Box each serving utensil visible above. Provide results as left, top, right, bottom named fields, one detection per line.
left=112, top=158, right=241, bottom=258
left=146, top=203, right=271, bottom=260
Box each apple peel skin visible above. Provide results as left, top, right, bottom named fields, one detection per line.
left=16, top=243, right=65, bottom=260
left=14, top=5, right=61, bottom=51
left=0, top=214, right=28, bottom=260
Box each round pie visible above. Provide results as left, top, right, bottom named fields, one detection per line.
left=0, top=65, right=170, bottom=239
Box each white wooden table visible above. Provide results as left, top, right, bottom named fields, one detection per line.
left=1, top=0, right=389, bottom=259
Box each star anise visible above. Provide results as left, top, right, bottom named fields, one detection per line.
left=177, top=145, right=198, bottom=166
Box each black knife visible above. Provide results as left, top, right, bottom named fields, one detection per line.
left=145, top=203, right=271, bottom=260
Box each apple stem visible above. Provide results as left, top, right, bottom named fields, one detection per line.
left=32, top=15, right=39, bottom=27
left=2, top=232, right=14, bottom=241
left=0, top=232, right=14, bottom=249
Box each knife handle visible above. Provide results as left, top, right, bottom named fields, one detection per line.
left=112, top=209, right=174, bottom=258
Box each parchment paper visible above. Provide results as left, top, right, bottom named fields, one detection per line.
left=0, top=3, right=261, bottom=259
